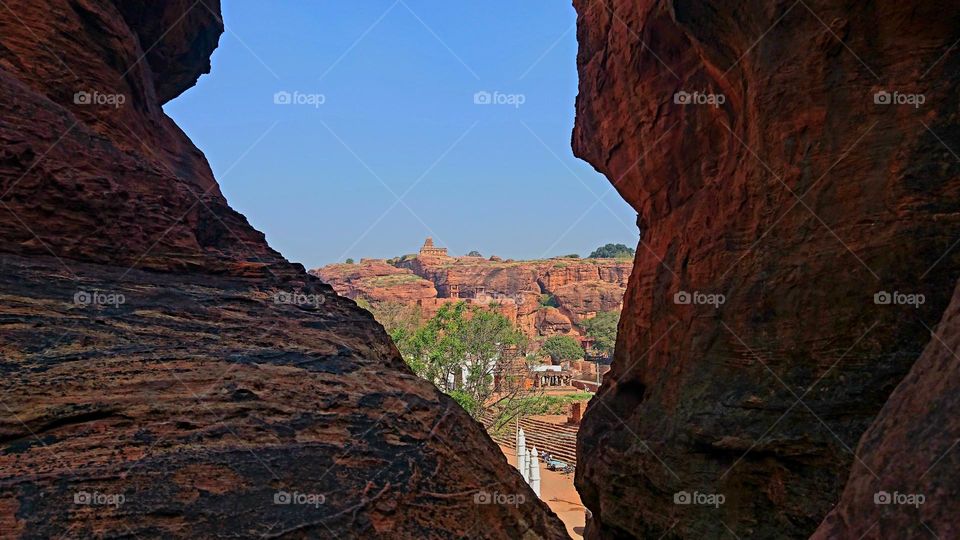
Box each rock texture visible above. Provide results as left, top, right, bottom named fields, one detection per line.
left=0, top=1, right=566, bottom=538
left=812, top=280, right=960, bottom=540
left=312, top=248, right=632, bottom=341
left=314, top=260, right=438, bottom=304
left=572, top=0, right=960, bottom=538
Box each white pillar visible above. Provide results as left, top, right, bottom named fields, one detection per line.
left=529, top=445, right=541, bottom=498
left=517, top=428, right=528, bottom=481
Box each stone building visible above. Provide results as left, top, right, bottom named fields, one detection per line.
left=418, top=237, right=448, bottom=258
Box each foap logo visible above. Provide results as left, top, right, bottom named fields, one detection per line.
left=73, top=90, right=126, bottom=109
left=273, top=91, right=326, bottom=108
left=474, top=91, right=526, bottom=108
left=74, top=290, right=125, bottom=308
left=74, top=491, right=125, bottom=508
left=273, top=291, right=325, bottom=308
left=674, top=490, right=725, bottom=508
left=874, top=90, right=925, bottom=108
left=674, top=90, right=726, bottom=108
left=874, top=490, right=925, bottom=508
left=674, top=290, right=725, bottom=308
left=474, top=490, right=526, bottom=507
left=874, top=290, right=925, bottom=308
left=273, top=490, right=326, bottom=508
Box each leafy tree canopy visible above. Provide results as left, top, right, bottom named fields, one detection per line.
left=540, top=335, right=584, bottom=362
left=588, top=243, right=635, bottom=259
left=365, top=300, right=595, bottom=430
left=466, top=250, right=483, bottom=257
left=581, top=310, right=619, bottom=356
left=369, top=301, right=528, bottom=420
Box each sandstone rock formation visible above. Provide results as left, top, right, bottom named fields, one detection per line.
left=312, top=241, right=632, bottom=342
left=0, top=1, right=566, bottom=537
left=813, top=280, right=960, bottom=539
left=314, top=260, right=438, bottom=304
left=572, top=0, right=960, bottom=538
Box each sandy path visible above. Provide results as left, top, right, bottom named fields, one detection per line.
left=499, top=444, right=585, bottom=539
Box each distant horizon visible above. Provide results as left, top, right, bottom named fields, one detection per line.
left=314, top=236, right=637, bottom=268
left=164, top=1, right=638, bottom=269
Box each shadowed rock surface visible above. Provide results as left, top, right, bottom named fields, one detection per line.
left=0, top=1, right=567, bottom=537
left=571, top=0, right=960, bottom=538
left=813, top=280, right=960, bottom=540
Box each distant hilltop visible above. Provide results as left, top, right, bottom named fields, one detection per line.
left=310, top=238, right=633, bottom=340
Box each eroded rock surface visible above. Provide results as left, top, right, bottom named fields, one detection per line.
left=572, top=0, right=960, bottom=538
left=813, top=281, right=960, bottom=540
left=313, top=250, right=631, bottom=340
left=313, top=260, right=438, bottom=304
left=0, top=1, right=566, bottom=537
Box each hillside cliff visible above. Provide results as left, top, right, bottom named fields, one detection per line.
left=312, top=246, right=632, bottom=340
left=0, top=1, right=566, bottom=537
left=571, top=0, right=960, bottom=538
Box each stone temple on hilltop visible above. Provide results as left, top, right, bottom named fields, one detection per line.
left=419, top=237, right=448, bottom=258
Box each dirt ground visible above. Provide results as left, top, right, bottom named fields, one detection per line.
left=499, top=444, right=585, bottom=539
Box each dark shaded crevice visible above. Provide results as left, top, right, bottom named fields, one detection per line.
left=0, top=408, right=123, bottom=445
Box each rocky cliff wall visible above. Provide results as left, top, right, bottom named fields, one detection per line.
left=572, top=1, right=960, bottom=538
left=314, top=260, right=439, bottom=304
left=0, top=1, right=566, bottom=537
left=315, top=255, right=632, bottom=340
left=813, top=279, right=960, bottom=538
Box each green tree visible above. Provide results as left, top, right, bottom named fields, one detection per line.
left=540, top=335, right=584, bottom=362
left=466, top=250, right=483, bottom=257
left=581, top=310, right=620, bottom=356
left=345, top=258, right=355, bottom=264
left=448, top=390, right=481, bottom=416
left=366, top=301, right=426, bottom=370
left=458, top=307, right=526, bottom=406
left=384, top=302, right=530, bottom=421
left=588, top=243, right=635, bottom=259
left=563, top=253, right=581, bottom=259
left=365, top=300, right=548, bottom=426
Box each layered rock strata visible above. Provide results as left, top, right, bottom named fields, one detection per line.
left=572, top=0, right=960, bottom=538
left=313, top=252, right=632, bottom=340
left=0, top=1, right=566, bottom=537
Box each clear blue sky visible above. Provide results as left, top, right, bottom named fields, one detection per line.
left=165, top=1, right=638, bottom=269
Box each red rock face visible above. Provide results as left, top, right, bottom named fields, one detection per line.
left=572, top=0, right=960, bottom=538
left=551, top=282, right=626, bottom=324
left=313, top=260, right=438, bottom=303
left=540, top=263, right=630, bottom=290
left=0, top=1, right=566, bottom=537
left=318, top=255, right=632, bottom=341
left=813, top=280, right=960, bottom=539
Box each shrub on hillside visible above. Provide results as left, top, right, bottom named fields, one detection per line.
left=588, top=243, right=635, bottom=259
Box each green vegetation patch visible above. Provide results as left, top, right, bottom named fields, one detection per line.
left=581, top=310, right=619, bottom=356
left=588, top=243, right=636, bottom=259
left=361, top=274, right=425, bottom=287
left=539, top=294, right=558, bottom=308
left=509, top=392, right=594, bottom=416
left=541, top=335, right=585, bottom=361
